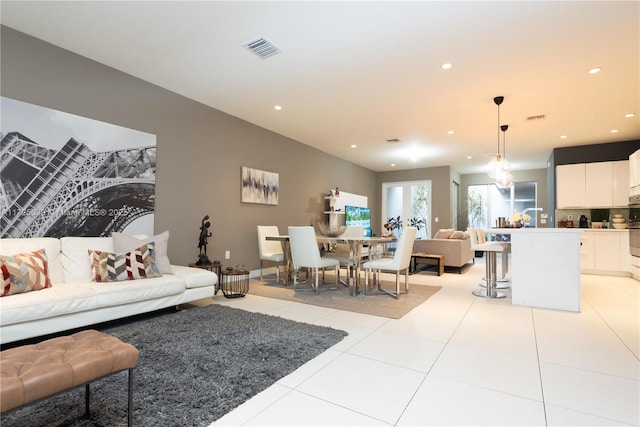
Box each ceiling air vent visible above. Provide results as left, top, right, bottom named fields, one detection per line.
left=243, top=37, right=282, bottom=59
left=527, top=114, right=546, bottom=121
left=387, top=138, right=401, bottom=144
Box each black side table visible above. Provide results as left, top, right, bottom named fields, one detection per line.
left=189, top=261, right=223, bottom=295
left=220, top=268, right=250, bottom=298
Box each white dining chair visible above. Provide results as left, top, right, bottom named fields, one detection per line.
left=288, top=226, right=339, bottom=294
left=363, top=226, right=417, bottom=299
left=257, top=225, right=285, bottom=283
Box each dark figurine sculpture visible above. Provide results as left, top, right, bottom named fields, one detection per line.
left=196, top=215, right=212, bottom=265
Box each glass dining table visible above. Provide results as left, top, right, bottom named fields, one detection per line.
left=266, top=234, right=395, bottom=296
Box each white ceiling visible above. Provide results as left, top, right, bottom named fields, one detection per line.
left=2, top=1, right=639, bottom=174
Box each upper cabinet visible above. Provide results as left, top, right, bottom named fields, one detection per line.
left=613, top=160, right=630, bottom=206
left=556, top=160, right=629, bottom=208
left=630, top=149, right=640, bottom=192
left=556, top=164, right=586, bottom=208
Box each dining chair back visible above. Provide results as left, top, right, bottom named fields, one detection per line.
left=362, top=226, right=417, bottom=299
left=288, top=226, right=339, bottom=294
left=257, top=225, right=285, bottom=283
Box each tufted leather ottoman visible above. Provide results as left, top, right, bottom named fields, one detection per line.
left=0, top=329, right=139, bottom=425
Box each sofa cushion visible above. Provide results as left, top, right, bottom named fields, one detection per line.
left=0, top=283, right=97, bottom=326
left=89, top=243, right=161, bottom=282
left=434, top=229, right=455, bottom=239
left=112, top=231, right=171, bottom=273
left=0, top=238, right=64, bottom=284
left=170, top=265, right=218, bottom=288
left=0, top=249, right=52, bottom=297
left=61, top=237, right=114, bottom=283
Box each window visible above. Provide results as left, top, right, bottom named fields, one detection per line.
left=468, top=182, right=538, bottom=229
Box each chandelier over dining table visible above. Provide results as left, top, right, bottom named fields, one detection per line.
left=487, top=96, right=513, bottom=189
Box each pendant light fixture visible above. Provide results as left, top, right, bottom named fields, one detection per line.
left=495, top=124, right=514, bottom=189
left=487, top=96, right=511, bottom=180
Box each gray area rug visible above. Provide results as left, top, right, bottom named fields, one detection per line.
left=1, top=305, right=347, bottom=427
left=250, top=276, right=442, bottom=319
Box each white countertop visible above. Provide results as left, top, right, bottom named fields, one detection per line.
left=491, top=227, right=629, bottom=233
left=491, top=227, right=584, bottom=233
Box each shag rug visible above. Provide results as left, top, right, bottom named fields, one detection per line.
left=250, top=276, right=442, bottom=319
left=1, top=305, right=347, bottom=427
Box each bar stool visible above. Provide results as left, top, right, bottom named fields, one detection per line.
left=468, top=228, right=507, bottom=299
left=478, top=229, right=510, bottom=289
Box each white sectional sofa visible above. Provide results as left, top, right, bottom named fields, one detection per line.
left=0, top=235, right=217, bottom=344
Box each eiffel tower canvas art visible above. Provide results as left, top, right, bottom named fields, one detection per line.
left=0, top=97, right=157, bottom=238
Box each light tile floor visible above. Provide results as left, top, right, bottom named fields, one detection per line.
left=203, top=258, right=639, bottom=426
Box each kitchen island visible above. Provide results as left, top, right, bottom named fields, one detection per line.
left=491, top=228, right=584, bottom=312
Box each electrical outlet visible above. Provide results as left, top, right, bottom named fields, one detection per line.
left=434, top=217, right=439, bottom=222
left=224, top=250, right=230, bottom=259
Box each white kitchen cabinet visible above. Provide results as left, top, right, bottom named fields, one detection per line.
left=630, top=149, right=640, bottom=190
left=557, top=161, right=630, bottom=208
left=581, top=230, right=630, bottom=276
left=556, top=164, right=586, bottom=208
left=613, top=160, right=630, bottom=206
left=594, top=232, right=621, bottom=271
left=620, top=231, right=630, bottom=273
left=585, top=162, right=613, bottom=207
left=580, top=232, right=595, bottom=270
left=630, top=255, right=640, bottom=280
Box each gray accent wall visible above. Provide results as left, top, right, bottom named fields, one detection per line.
left=0, top=26, right=378, bottom=268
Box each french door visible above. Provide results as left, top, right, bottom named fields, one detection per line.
left=381, top=180, right=431, bottom=240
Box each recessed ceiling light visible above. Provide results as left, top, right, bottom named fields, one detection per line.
left=448, top=130, right=454, bottom=135
left=588, top=67, right=601, bottom=74
left=560, top=135, right=568, bottom=139
left=611, top=129, right=619, bottom=133
left=626, top=113, right=635, bottom=118
left=350, top=144, right=357, bottom=148
left=274, top=105, right=282, bottom=110
left=466, top=156, right=472, bottom=159
left=441, top=63, right=452, bottom=70
left=390, top=163, right=396, bottom=167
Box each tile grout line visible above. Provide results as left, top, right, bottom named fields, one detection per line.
left=582, top=284, right=640, bottom=363
left=531, top=307, right=549, bottom=427
left=390, top=293, right=477, bottom=426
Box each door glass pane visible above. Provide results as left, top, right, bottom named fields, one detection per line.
left=383, top=181, right=431, bottom=240
left=410, top=183, right=429, bottom=239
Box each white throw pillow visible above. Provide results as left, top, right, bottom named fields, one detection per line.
left=112, top=231, right=171, bottom=274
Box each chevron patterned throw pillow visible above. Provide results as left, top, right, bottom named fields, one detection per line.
left=90, top=243, right=162, bottom=282
left=0, top=249, right=52, bottom=297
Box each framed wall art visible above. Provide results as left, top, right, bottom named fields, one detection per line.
left=241, top=166, right=279, bottom=205
left=0, top=96, right=157, bottom=238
